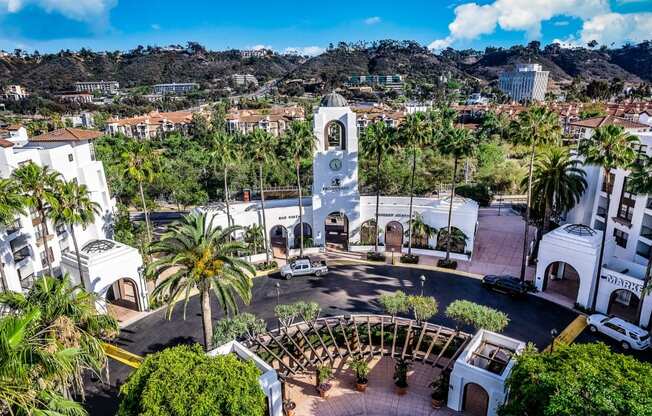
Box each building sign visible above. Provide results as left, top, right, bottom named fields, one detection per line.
left=277, top=215, right=300, bottom=221
left=601, top=273, right=643, bottom=295
left=378, top=212, right=418, bottom=218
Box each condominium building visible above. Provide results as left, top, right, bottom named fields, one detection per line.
left=225, top=107, right=304, bottom=136
left=153, top=83, right=199, bottom=95
left=56, top=92, right=94, bottom=103
left=536, top=115, right=652, bottom=329
left=347, top=74, right=404, bottom=90
left=231, top=74, right=258, bottom=86
left=0, top=124, right=28, bottom=146
left=106, top=110, right=195, bottom=139
left=499, top=63, right=549, bottom=102
left=3, top=85, right=28, bottom=100
left=74, top=80, right=120, bottom=94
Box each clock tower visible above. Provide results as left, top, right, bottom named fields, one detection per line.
left=311, top=93, right=361, bottom=248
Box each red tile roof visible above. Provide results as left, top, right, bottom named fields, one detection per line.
left=29, top=128, right=102, bottom=142
left=0, top=139, right=14, bottom=148
left=569, top=115, right=649, bottom=129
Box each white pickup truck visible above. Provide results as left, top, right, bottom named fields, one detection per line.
left=280, top=258, right=328, bottom=280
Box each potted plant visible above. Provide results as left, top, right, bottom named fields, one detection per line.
left=429, top=373, right=450, bottom=409
left=349, top=358, right=370, bottom=392
left=316, top=365, right=332, bottom=399
left=283, top=399, right=296, bottom=416
left=393, top=358, right=411, bottom=395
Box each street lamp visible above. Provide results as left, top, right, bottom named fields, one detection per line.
left=419, top=275, right=426, bottom=296
left=549, top=328, right=558, bottom=352
left=275, top=282, right=281, bottom=305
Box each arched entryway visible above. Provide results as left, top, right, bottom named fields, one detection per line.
left=360, top=220, right=378, bottom=246
left=106, top=278, right=140, bottom=311
left=608, top=289, right=640, bottom=323
left=463, top=382, right=489, bottom=416
left=325, top=212, right=349, bottom=250
left=385, top=221, right=403, bottom=253
left=293, top=223, right=313, bottom=249
left=270, top=225, right=288, bottom=258
left=543, top=261, right=581, bottom=304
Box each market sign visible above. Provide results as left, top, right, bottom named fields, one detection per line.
left=601, top=273, right=643, bottom=296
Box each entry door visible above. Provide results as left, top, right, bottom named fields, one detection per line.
left=385, top=222, right=403, bottom=253
left=463, top=383, right=489, bottom=416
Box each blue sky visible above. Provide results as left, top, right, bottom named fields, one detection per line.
left=0, top=0, right=650, bottom=53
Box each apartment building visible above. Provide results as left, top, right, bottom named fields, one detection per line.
left=232, top=74, right=258, bottom=86
left=499, top=63, right=549, bottom=102
left=353, top=105, right=405, bottom=135
left=535, top=115, right=652, bottom=328
left=241, top=49, right=272, bottom=59
left=56, top=93, right=93, bottom=104
left=153, top=83, right=199, bottom=95
left=0, top=124, right=28, bottom=146
left=347, top=74, right=404, bottom=90
left=74, top=80, right=120, bottom=94
left=3, top=84, right=28, bottom=101
left=225, top=107, right=304, bottom=136
left=106, top=110, right=195, bottom=139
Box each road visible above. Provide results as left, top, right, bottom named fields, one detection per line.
left=84, top=263, right=585, bottom=415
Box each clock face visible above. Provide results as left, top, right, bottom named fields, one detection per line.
left=329, top=158, right=342, bottom=171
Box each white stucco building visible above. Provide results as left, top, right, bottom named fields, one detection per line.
left=199, top=93, right=479, bottom=260
left=499, top=63, right=549, bottom=102
left=0, top=128, right=147, bottom=312
left=535, top=114, right=652, bottom=328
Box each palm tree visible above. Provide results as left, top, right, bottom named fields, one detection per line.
left=244, top=224, right=265, bottom=255
left=284, top=120, right=317, bottom=257
left=578, top=124, right=639, bottom=311
left=147, top=212, right=255, bottom=350
left=528, top=146, right=587, bottom=234
left=624, top=154, right=652, bottom=322
left=405, top=213, right=437, bottom=249
left=439, top=126, right=479, bottom=262
left=248, top=128, right=277, bottom=263
left=49, top=181, right=101, bottom=284
left=209, top=132, right=240, bottom=233
left=122, top=141, right=155, bottom=242
left=0, top=178, right=25, bottom=290
left=360, top=121, right=398, bottom=252
left=398, top=112, right=432, bottom=255
left=0, top=275, right=118, bottom=401
left=510, top=106, right=562, bottom=281
left=11, top=162, right=62, bottom=276
left=436, top=228, right=468, bottom=254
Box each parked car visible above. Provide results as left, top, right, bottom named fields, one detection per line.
left=481, top=275, right=529, bottom=297
left=280, top=258, right=328, bottom=280
left=587, top=314, right=650, bottom=350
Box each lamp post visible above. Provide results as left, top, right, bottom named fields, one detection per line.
left=275, top=282, right=281, bottom=305
left=419, top=274, right=426, bottom=296
left=549, top=328, right=558, bottom=353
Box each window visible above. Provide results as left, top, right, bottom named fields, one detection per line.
left=55, top=223, right=67, bottom=236
left=40, top=248, right=54, bottom=268
left=617, top=177, right=636, bottom=223
left=68, top=153, right=74, bottom=162
left=601, top=172, right=615, bottom=194
left=604, top=322, right=626, bottom=335
left=614, top=229, right=628, bottom=248
left=6, top=218, right=21, bottom=235
left=326, top=121, right=345, bottom=150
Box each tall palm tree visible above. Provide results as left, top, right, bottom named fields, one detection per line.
left=439, top=126, right=479, bottom=262
left=122, top=141, right=155, bottom=242
left=510, top=106, right=562, bottom=281
left=579, top=124, right=639, bottom=311
left=147, top=212, right=255, bottom=350
left=49, top=181, right=101, bottom=285
left=209, top=132, right=240, bottom=233
left=11, top=163, right=62, bottom=276
left=284, top=120, right=317, bottom=257
left=624, top=154, right=652, bottom=322
left=360, top=121, right=398, bottom=252
left=248, top=128, right=277, bottom=263
left=398, top=112, right=432, bottom=255
left=0, top=178, right=26, bottom=290
left=243, top=224, right=265, bottom=255
left=528, top=146, right=587, bottom=234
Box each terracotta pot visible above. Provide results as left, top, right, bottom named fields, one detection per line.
left=396, top=386, right=407, bottom=396
left=284, top=401, right=296, bottom=416
left=286, top=409, right=296, bottom=416
left=431, top=398, right=444, bottom=409
left=355, top=381, right=368, bottom=392
left=319, top=389, right=328, bottom=399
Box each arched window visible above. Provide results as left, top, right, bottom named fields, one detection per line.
left=326, top=121, right=345, bottom=150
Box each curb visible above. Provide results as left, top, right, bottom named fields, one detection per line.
left=326, top=257, right=484, bottom=280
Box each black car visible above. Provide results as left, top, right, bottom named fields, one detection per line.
left=482, top=275, right=529, bottom=297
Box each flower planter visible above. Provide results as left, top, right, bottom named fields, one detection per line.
left=284, top=400, right=297, bottom=416
left=396, top=385, right=408, bottom=396
left=431, top=398, right=445, bottom=409
left=355, top=379, right=368, bottom=392
left=437, top=259, right=457, bottom=269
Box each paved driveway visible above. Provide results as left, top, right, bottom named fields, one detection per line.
left=84, top=264, right=579, bottom=415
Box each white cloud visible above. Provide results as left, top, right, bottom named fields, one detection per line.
left=428, top=0, right=611, bottom=49
left=364, top=16, right=381, bottom=25
left=0, top=0, right=116, bottom=22
left=283, top=46, right=324, bottom=56
left=578, top=12, right=652, bottom=46
left=249, top=44, right=272, bottom=51
left=151, top=23, right=160, bottom=30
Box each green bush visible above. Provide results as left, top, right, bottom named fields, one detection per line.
left=118, top=344, right=266, bottom=416
left=400, top=254, right=419, bottom=264
left=408, top=295, right=438, bottom=322
left=379, top=291, right=409, bottom=317
left=445, top=300, right=509, bottom=333
left=456, top=183, right=492, bottom=207
left=366, top=251, right=385, bottom=261
left=254, top=261, right=278, bottom=271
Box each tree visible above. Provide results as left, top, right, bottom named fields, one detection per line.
left=122, top=141, right=156, bottom=242
left=284, top=120, right=317, bottom=256
left=49, top=181, right=101, bottom=282
left=398, top=112, right=432, bottom=255
left=360, top=121, right=398, bottom=252
left=209, top=132, right=240, bottom=234
left=499, top=343, right=652, bottom=416
left=247, top=129, right=278, bottom=263
left=408, top=295, right=438, bottom=323
left=0, top=178, right=25, bottom=290
left=118, top=345, right=266, bottom=416
left=510, top=106, right=562, bottom=281
left=579, top=125, right=639, bottom=310
left=405, top=212, right=437, bottom=249
left=445, top=300, right=509, bottom=333
left=528, top=146, right=587, bottom=234
left=627, top=154, right=652, bottom=322
left=439, top=126, right=479, bottom=262
left=244, top=224, right=265, bottom=255
left=212, top=313, right=266, bottom=346
left=379, top=291, right=409, bottom=319
left=436, top=228, right=468, bottom=254
left=147, top=212, right=255, bottom=350
left=11, top=162, right=63, bottom=276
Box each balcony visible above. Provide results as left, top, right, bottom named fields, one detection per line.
left=35, top=234, right=54, bottom=247
left=12, top=246, right=31, bottom=263
left=5, top=219, right=21, bottom=236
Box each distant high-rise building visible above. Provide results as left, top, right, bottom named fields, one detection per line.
left=346, top=74, right=404, bottom=90
left=499, top=63, right=549, bottom=102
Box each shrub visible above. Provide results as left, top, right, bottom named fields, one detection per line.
left=366, top=251, right=386, bottom=262
left=437, top=259, right=458, bottom=269
left=118, top=344, right=266, bottom=416
left=379, top=291, right=409, bottom=317
left=408, top=295, right=438, bottom=322
left=393, top=358, right=411, bottom=388
left=445, top=300, right=509, bottom=333
left=400, top=254, right=419, bottom=264
left=274, top=303, right=300, bottom=328
left=254, top=261, right=277, bottom=271
left=212, top=313, right=266, bottom=346
left=349, top=358, right=370, bottom=383
left=456, top=183, right=492, bottom=207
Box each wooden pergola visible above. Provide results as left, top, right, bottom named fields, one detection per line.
left=243, top=314, right=471, bottom=378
